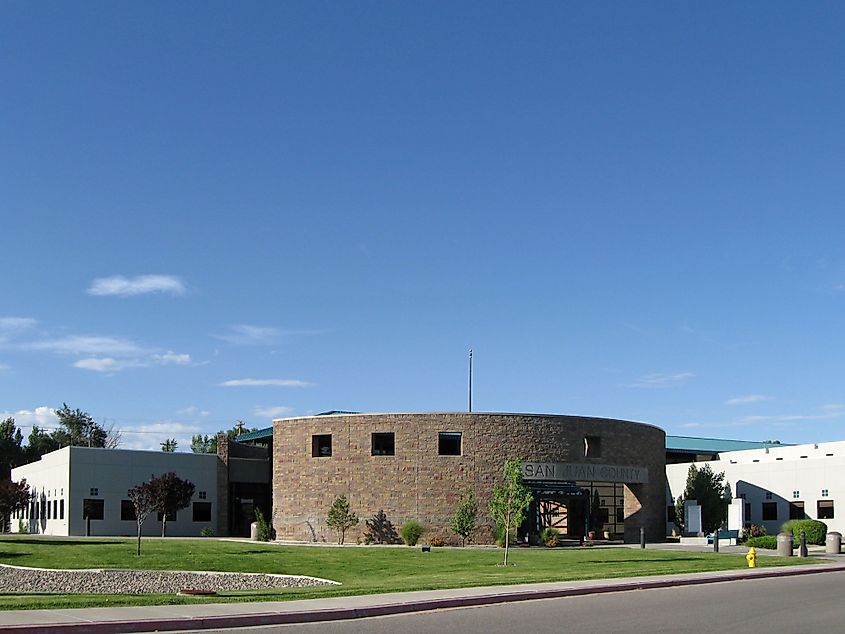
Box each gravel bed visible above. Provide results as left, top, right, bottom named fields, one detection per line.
left=0, top=564, right=336, bottom=594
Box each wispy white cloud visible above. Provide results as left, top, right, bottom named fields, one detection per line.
left=254, top=405, right=293, bottom=418
left=177, top=405, right=210, bottom=417
left=74, top=351, right=194, bottom=373
left=151, top=351, right=192, bottom=365
left=25, top=335, right=145, bottom=357
left=219, top=378, right=314, bottom=388
left=0, top=317, right=37, bottom=332
left=74, top=357, right=143, bottom=372
left=213, top=325, right=282, bottom=345
left=0, top=406, right=59, bottom=429
left=682, top=405, right=845, bottom=429
left=725, top=394, right=772, bottom=406
left=624, top=372, right=694, bottom=389
left=87, top=275, right=186, bottom=297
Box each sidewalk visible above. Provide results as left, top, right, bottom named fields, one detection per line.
left=3, top=557, right=845, bottom=634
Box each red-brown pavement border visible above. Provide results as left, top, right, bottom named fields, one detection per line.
left=4, top=562, right=845, bottom=634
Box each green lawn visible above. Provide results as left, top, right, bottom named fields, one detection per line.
left=0, top=536, right=810, bottom=610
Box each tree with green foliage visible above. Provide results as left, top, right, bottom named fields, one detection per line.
left=190, top=434, right=216, bottom=454
left=451, top=489, right=478, bottom=546
left=127, top=481, right=155, bottom=556
left=24, top=426, right=60, bottom=463
left=674, top=464, right=727, bottom=534
left=490, top=459, right=533, bottom=565
left=147, top=472, right=195, bottom=537
left=160, top=438, right=178, bottom=452
left=50, top=403, right=121, bottom=449
left=190, top=423, right=258, bottom=454
left=0, top=478, right=30, bottom=532
left=0, top=418, right=25, bottom=480
left=326, top=495, right=359, bottom=544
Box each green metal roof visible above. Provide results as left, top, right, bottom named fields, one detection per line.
left=665, top=435, right=782, bottom=453
left=235, top=427, right=273, bottom=442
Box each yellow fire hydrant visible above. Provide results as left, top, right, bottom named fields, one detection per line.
left=746, top=547, right=757, bottom=568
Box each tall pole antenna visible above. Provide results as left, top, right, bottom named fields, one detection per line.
left=468, top=349, right=473, bottom=412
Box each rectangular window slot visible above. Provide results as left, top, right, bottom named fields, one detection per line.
left=83, top=499, right=104, bottom=520
left=193, top=502, right=212, bottom=522
left=312, top=434, right=332, bottom=457
left=789, top=501, right=805, bottom=520
left=762, top=502, right=778, bottom=521
left=818, top=500, right=835, bottom=519
left=371, top=432, right=395, bottom=456
left=584, top=435, right=602, bottom=458
left=438, top=432, right=462, bottom=456
left=776, top=457, right=783, bottom=461
left=121, top=500, right=137, bottom=521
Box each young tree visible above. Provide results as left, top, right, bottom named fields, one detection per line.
left=451, top=489, right=478, bottom=546
left=160, top=438, right=178, bottom=452
left=675, top=464, right=727, bottom=534
left=148, top=472, right=195, bottom=537
left=128, top=482, right=155, bottom=556
left=0, top=479, right=30, bottom=532
left=326, top=495, right=359, bottom=544
left=490, top=459, right=533, bottom=566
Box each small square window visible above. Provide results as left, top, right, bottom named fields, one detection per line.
left=821, top=489, right=829, bottom=497
left=793, top=491, right=800, bottom=499
left=438, top=432, right=462, bottom=456
left=83, top=499, right=104, bottom=520
left=312, top=434, right=332, bottom=457
left=371, top=433, right=395, bottom=456
left=89, top=488, right=99, bottom=496
left=765, top=492, right=773, bottom=500
left=198, top=491, right=207, bottom=500
left=193, top=502, right=212, bottom=522
left=818, top=500, right=835, bottom=519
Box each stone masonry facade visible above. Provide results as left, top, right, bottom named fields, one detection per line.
left=272, top=412, right=666, bottom=544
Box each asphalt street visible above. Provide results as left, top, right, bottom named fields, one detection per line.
left=172, top=570, right=845, bottom=634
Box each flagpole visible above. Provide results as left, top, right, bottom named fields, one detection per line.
left=468, top=349, right=473, bottom=412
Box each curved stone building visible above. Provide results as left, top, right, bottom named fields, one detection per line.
left=272, top=412, right=665, bottom=544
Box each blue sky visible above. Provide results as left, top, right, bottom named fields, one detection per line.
left=3, top=2, right=845, bottom=450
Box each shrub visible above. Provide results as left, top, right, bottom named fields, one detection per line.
left=782, top=519, right=828, bottom=545
left=200, top=527, right=215, bottom=537
left=744, top=535, right=778, bottom=550
left=740, top=524, right=766, bottom=542
left=400, top=520, right=425, bottom=546
left=427, top=535, right=445, bottom=547
left=540, top=526, right=560, bottom=548
left=253, top=507, right=273, bottom=542
left=17, top=520, right=28, bottom=535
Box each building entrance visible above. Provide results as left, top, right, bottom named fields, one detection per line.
left=526, top=482, right=589, bottom=543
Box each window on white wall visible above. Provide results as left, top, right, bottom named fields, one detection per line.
left=818, top=500, right=835, bottom=519
left=822, top=489, right=829, bottom=497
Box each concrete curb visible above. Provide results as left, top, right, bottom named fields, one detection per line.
left=6, top=563, right=845, bottom=634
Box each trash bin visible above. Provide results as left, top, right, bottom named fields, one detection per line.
left=826, top=532, right=841, bottom=554
left=250, top=522, right=259, bottom=541
left=777, top=532, right=793, bottom=557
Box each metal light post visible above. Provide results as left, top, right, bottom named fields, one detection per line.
left=468, top=349, right=473, bottom=413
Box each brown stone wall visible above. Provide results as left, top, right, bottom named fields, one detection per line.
left=272, top=413, right=665, bottom=544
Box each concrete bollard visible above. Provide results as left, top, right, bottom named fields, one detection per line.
left=250, top=522, right=259, bottom=541
left=640, top=527, right=646, bottom=549
left=777, top=532, right=793, bottom=557
left=826, top=532, right=842, bottom=554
